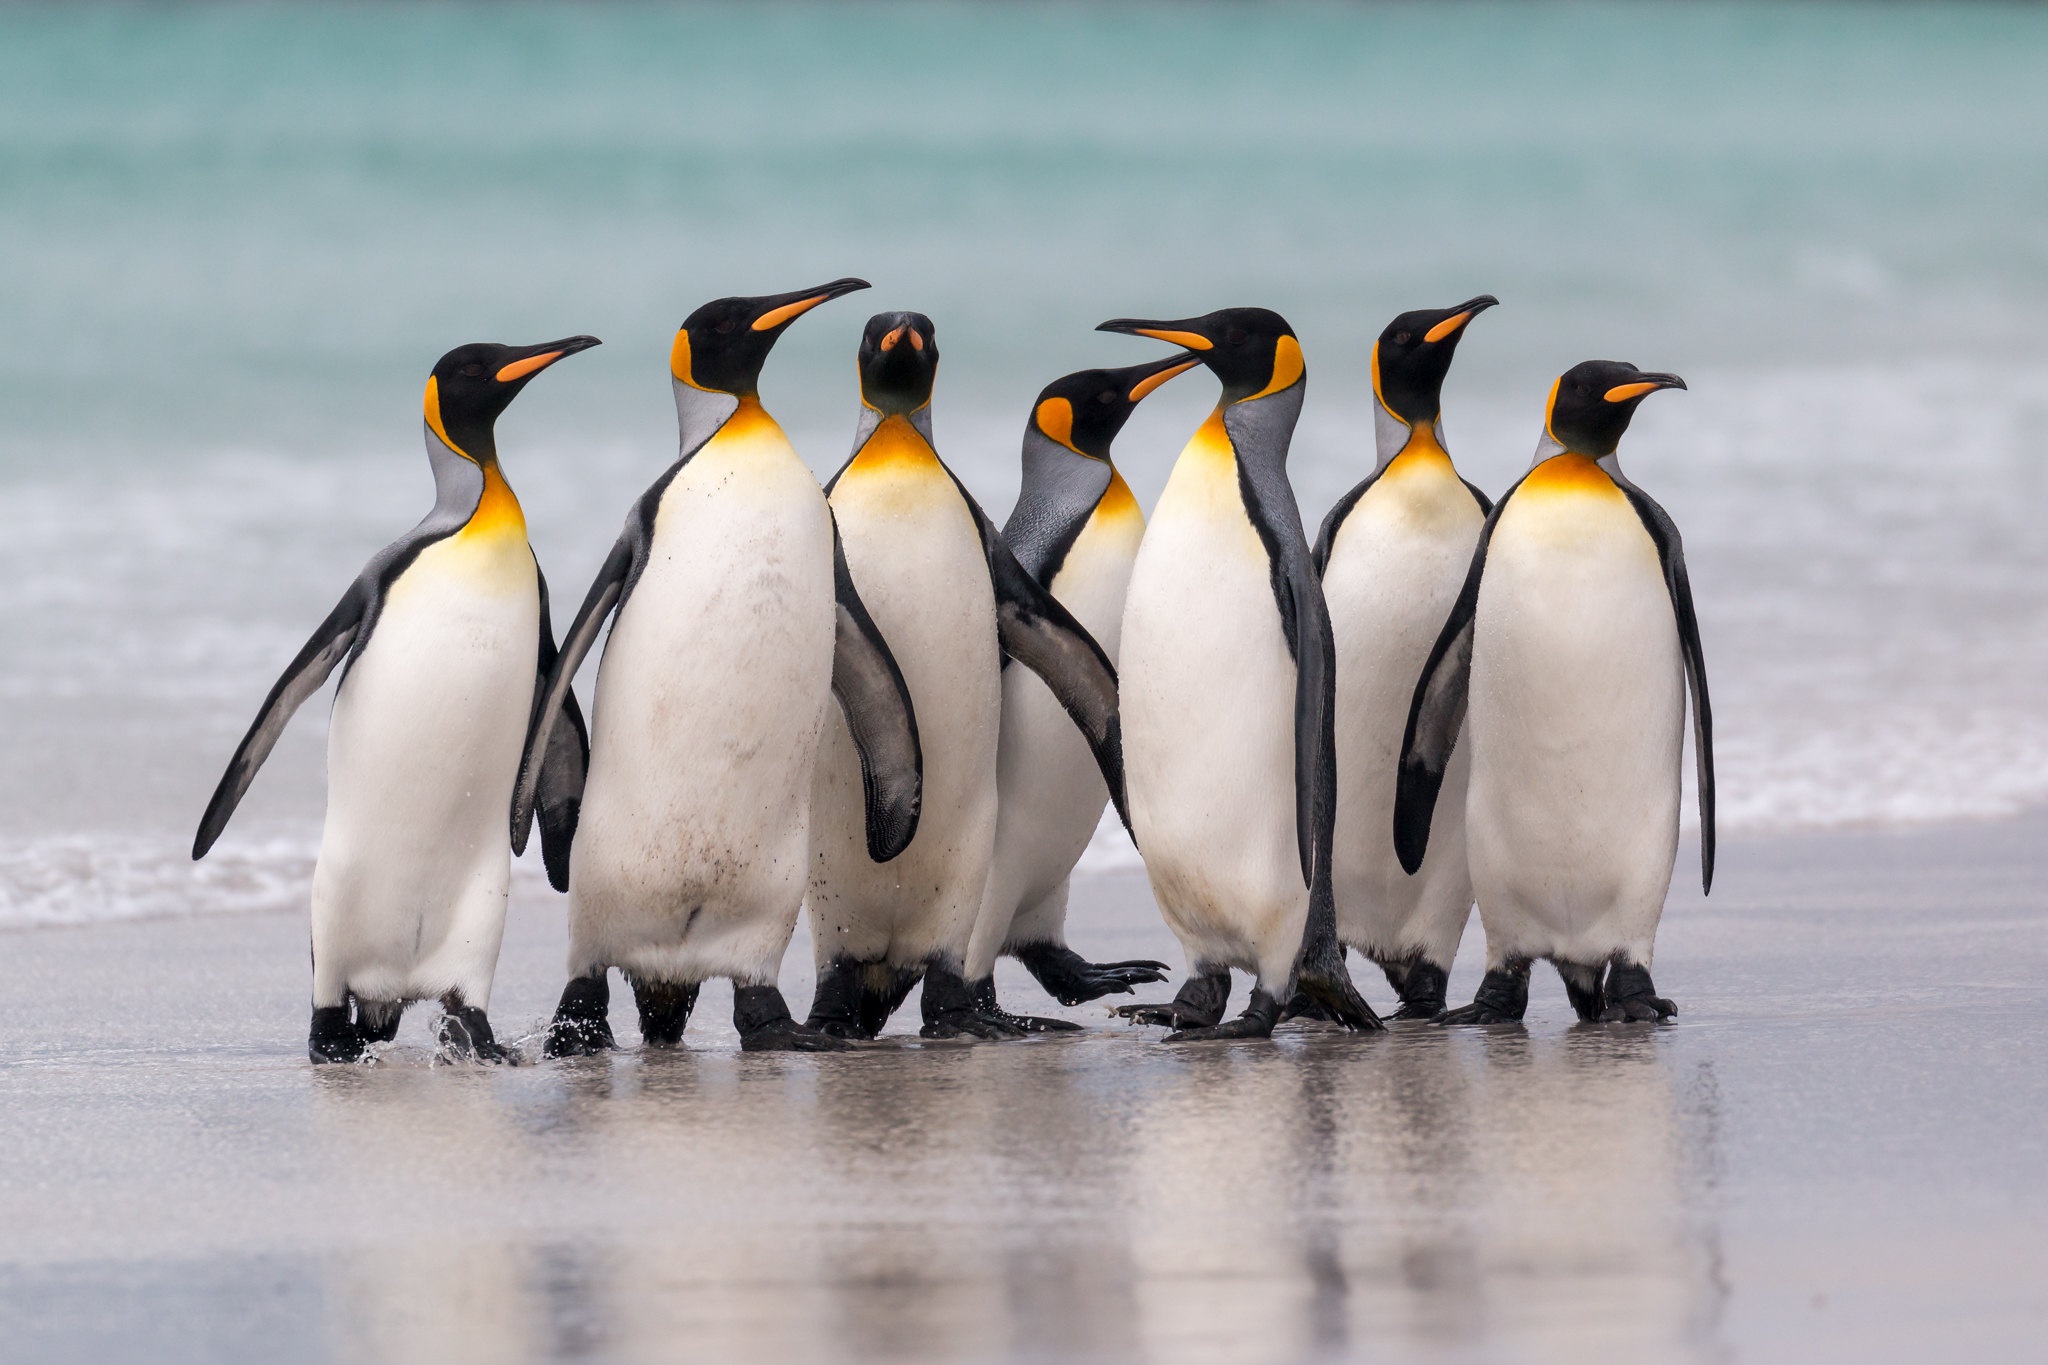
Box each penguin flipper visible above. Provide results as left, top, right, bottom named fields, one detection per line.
left=192, top=583, right=367, bottom=859
left=956, top=486, right=1128, bottom=833
left=511, top=535, right=633, bottom=863
left=526, top=559, right=591, bottom=893
left=1394, top=477, right=1522, bottom=875
left=1609, top=474, right=1716, bottom=894
left=829, top=515, right=923, bottom=862
left=1311, top=469, right=1384, bottom=578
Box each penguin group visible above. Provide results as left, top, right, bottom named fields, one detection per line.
left=193, top=280, right=1712, bottom=1063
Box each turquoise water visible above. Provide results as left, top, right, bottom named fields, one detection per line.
left=2, top=2, right=2047, bottom=921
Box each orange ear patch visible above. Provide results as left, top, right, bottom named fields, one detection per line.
left=1248, top=334, right=1303, bottom=400
left=1035, top=397, right=1078, bottom=452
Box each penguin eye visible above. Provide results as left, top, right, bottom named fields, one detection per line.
left=1225, top=326, right=1249, bottom=346
left=459, top=363, right=486, bottom=379
left=1393, top=331, right=1413, bottom=346
left=713, top=316, right=736, bottom=335
left=1097, top=389, right=1119, bottom=405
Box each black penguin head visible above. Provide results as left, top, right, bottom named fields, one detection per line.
left=857, top=311, right=939, bottom=416
left=1096, top=307, right=1302, bottom=405
left=1545, top=360, right=1687, bottom=457
left=671, top=278, right=870, bottom=396
left=1030, top=352, right=1203, bottom=460
left=426, top=335, right=601, bottom=460
left=1373, top=295, right=1498, bottom=425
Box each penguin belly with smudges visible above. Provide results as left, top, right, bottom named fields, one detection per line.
left=806, top=311, right=1129, bottom=1041
left=194, top=336, right=601, bottom=1063
left=1099, top=307, right=1380, bottom=1041
left=513, top=279, right=924, bottom=1056
left=962, top=355, right=1203, bottom=1030
left=1396, top=360, right=1713, bottom=1024
left=1308, top=296, right=1497, bottom=1021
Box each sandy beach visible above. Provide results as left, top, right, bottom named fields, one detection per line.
left=3, top=813, right=2044, bottom=1362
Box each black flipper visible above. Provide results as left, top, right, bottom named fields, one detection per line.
left=829, top=514, right=923, bottom=863
left=951, top=476, right=1129, bottom=832
left=1311, top=469, right=1384, bottom=578
left=527, top=560, right=590, bottom=892
left=1607, top=469, right=1715, bottom=894
left=511, top=534, right=635, bottom=857
left=1393, top=474, right=1528, bottom=875
left=192, top=584, right=366, bottom=859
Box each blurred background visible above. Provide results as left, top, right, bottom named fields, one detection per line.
left=1, top=0, right=2044, bottom=925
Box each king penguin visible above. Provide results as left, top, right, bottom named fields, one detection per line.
left=1098, top=307, right=1380, bottom=1040
left=511, top=279, right=926, bottom=1055
left=961, top=354, right=1204, bottom=1029
left=1396, top=360, right=1713, bottom=1024
left=806, top=311, right=1128, bottom=1040
left=193, top=336, right=601, bottom=1063
left=1309, top=296, right=1497, bottom=1020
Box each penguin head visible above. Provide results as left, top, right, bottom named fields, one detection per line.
left=426, top=335, right=602, bottom=461
left=857, top=311, right=940, bottom=416
left=1372, top=295, right=1498, bottom=426
left=671, top=278, right=870, bottom=396
left=1545, top=360, right=1687, bottom=457
left=1030, top=352, right=1203, bottom=460
left=1096, top=307, right=1302, bottom=405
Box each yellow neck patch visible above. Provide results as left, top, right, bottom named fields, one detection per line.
left=1520, top=451, right=1621, bottom=501
left=1097, top=466, right=1141, bottom=525
left=1245, top=334, right=1304, bottom=402
left=713, top=394, right=784, bottom=445
left=1384, top=419, right=1455, bottom=479
left=845, top=412, right=941, bottom=476
left=459, top=462, right=528, bottom=541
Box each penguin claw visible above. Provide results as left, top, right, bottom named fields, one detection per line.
left=1389, top=1000, right=1446, bottom=1022
left=921, top=1009, right=1030, bottom=1041
left=1112, top=1001, right=1216, bottom=1030
left=1436, top=1002, right=1524, bottom=1026
left=740, top=1018, right=854, bottom=1052
left=1438, top=966, right=1530, bottom=1026
left=1015, top=943, right=1172, bottom=1006
left=1599, top=994, right=1678, bottom=1024
left=1166, top=988, right=1282, bottom=1042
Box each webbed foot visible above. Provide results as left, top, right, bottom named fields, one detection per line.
left=309, top=1005, right=365, bottom=1065
left=438, top=1004, right=513, bottom=1064
left=1438, top=965, right=1530, bottom=1026
left=1167, top=987, right=1282, bottom=1042
left=735, top=984, right=852, bottom=1051
left=921, top=964, right=1026, bottom=1040
left=1114, top=969, right=1230, bottom=1031
left=544, top=974, right=616, bottom=1058
left=1014, top=942, right=1171, bottom=1005
left=1598, top=962, right=1677, bottom=1023
left=970, top=977, right=1084, bottom=1034
left=1385, top=959, right=1448, bottom=1021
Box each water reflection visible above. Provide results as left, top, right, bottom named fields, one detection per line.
left=297, top=1023, right=1725, bottom=1362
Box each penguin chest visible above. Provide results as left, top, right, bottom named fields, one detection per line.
left=1045, top=475, right=1146, bottom=656
left=1466, top=458, right=1685, bottom=914
left=1119, top=417, right=1299, bottom=922
left=1324, top=452, right=1486, bottom=905
left=325, top=519, right=539, bottom=872
left=582, top=421, right=837, bottom=892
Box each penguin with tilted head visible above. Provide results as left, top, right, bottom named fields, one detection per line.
left=1098, top=307, right=1381, bottom=1040
left=1396, top=360, right=1712, bottom=1024
left=193, top=336, right=601, bottom=1063
left=511, top=279, right=924, bottom=1056
left=806, top=311, right=1128, bottom=1040
left=962, top=355, right=1203, bottom=1030
left=1306, top=296, right=1497, bottom=1021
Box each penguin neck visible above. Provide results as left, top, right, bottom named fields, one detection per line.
left=1376, top=403, right=1456, bottom=479
left=675, top=378, right=743, bottom=458
left=847, top=404, right=937, bottom=467
left=460, top=460, right=528, bottom=541
left=1219, top=380, right=1304, bottom=477
left=423, top=420, right=493, bottom=529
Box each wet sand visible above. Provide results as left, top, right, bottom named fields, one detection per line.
left=3, top=815, right=2045, bottom=1362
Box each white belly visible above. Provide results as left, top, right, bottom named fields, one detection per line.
left=809, top=437, right=1001, bottom=972
left=1464, top=477, right=1685, bottom=968
left=1120, top=420, right=1304, bottom=990
left=312, top=531, right=537, bottom=1009
left=570, top=417, right=837, bottom=986
left=965, top=494, right=1143, bottom=978
left=1322, top=451, right=1484, bottom=967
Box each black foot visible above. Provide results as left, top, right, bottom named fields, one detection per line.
left=309, top=1005, right=365, bottom=1064
left=1013, top=942, right=1171, bottom=1006
left=1557, top=961, right=1608, bottom=1022
left=437, top=1003, right=512, bottom=1064
left=353, top=996, right=405, bottom=1044
left=971, top=977, right=1083, bottom=1033
left=921, top=964, right=1027, bottom=1040
left=1114, top=969, right=1230, bottom=1030
left=1385, top=959, right=1449, bottom=1022
left=1599, top=962, right=1677, bottom=1023
left=1278, top=992, right=1332, bottom=1023
left=631, top=975, right=700, bottom=1049
left=1167, top=987, right=1283, bottom=1042
left=735, top=984, right=851, bottom=1052
left=1439, top=964, right=1530, bottom=1026
left=544, top=974, right=616, bottom=1058
left=807, top=960, right=920, bottom=1040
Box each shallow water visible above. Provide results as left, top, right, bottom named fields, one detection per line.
left=3, top=818, right=2045, bottom=1361
left=3, top=1, right=2048, bottom=924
